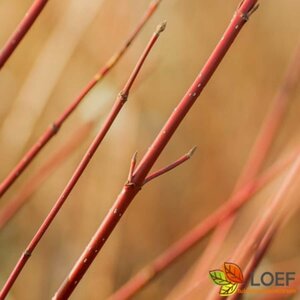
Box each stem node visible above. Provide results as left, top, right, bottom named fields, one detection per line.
left=51, top=123, right=60, bottom=134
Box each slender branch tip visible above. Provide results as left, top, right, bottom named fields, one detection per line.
left=128, top=151, right=138, bottom=182
left=187, top=146, right=197, bottom=158
left=132, top=151, right=138, bottom=163
left=156, top=21, right=167, bottom=35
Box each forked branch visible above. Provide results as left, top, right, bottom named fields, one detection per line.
left=53, top=1, right=259, bottom=298
left=108, top=144, right=300, bottom=300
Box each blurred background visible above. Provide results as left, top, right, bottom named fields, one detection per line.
left=0, top=0, right=299, bottom=299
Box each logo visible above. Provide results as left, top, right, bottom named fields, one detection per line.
left=209, top=262, right=243, bottom=296
left=209, top=262, right=297, bottom=297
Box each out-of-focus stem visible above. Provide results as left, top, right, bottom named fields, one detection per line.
left=182, top=41, right=300, bottom=294
left=0, top=0, right=162, bottom=198
left=0, top=23, right=164, bottom=300
left=0, top=120, right=94, bottom=230
left=208, top=154, right=300, bottom=300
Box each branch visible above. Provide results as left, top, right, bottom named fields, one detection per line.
left=52, top=1, right=259, bottom=298
left=128, top=152, right=138, bottom=183
left=143, top=146, right=197, bottom=185
left=108, top=145, right=298, bottom=300
left=0, top=120, right=94, bottom=231
left=0, top=0, right=48, bottom=70
left=0, top=0, right=162, bottom=198
left=0, top=23, right=165, bottom=299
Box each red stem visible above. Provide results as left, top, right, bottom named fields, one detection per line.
left=143, top=146, right=196, bottom=185
left=0, top=0, right=48, bottom=70
left=0, top=25, right=164, bottom=300
left=53, top=1, right=258, bottom=298
left=0, top=121, right=94, bottom=230
left=108, top=145, right=299, bottom=300
left=0, top=0, right=162, bottom=198
left=128, top=152, right=138, bottom=183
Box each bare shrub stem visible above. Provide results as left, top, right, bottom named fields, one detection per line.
left=0, top=0, right=162, bottom=198
left=0, top=23, right=164, bottom=300
left=53, top=1, right=259, bottom=298
left=0, top=0, right=49, bottom=70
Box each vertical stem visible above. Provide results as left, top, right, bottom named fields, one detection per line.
left=54, top=1, right=258, bottom=299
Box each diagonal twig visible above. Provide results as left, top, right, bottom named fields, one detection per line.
left=0, top=22, right=165, bottom=300
left=0, top=0, right=163, bottom=198
left=143, top=146, right=197, bottom=185
left=0, top=0, right=49, bottom=70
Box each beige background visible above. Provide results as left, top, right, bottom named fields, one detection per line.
left=0, top=0, right=299, bottom=299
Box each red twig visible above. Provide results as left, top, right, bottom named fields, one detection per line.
left=0, top=120, right=94, bottom=231
left=53, top=1, right=259, bottom=298
left=108, top=144, right=299, bottom=300
left=143, top=146, right=197, bottom=185
left=0, top=0, right=48, bottom=70
left=0, top=24, right=164, bottom=300
left=0, top=0, right=162, bottom=198
left=128, top=152, right=138, bottom=183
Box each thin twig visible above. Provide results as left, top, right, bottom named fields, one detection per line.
left=0, top=120, right=94, bottom=230
left=0, top=0, right=162, bottom=198
left=128, top=152, right=138, bottom=183
left=143, top=146, right=197, bottom=185
left=0, top=0, right=49, bottom=70
left=0, top=23, right=164, bottom=300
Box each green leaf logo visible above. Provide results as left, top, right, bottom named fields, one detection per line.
left=209, top=270, right=231, bottom=286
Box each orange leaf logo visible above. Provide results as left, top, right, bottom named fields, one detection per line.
left=224, top=262, right=244, bottom=284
